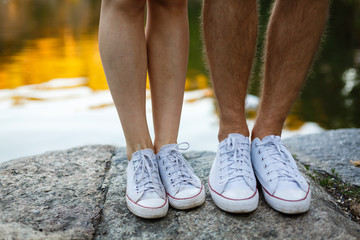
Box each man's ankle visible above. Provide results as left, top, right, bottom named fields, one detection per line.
left=251, top=126, right=282, bottom=141
left=218, top=127, right=249, bottom=142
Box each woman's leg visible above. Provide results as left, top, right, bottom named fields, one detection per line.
left=145, top=0, right=189, bottom=152
left=99, top=0, right=152, bottom=159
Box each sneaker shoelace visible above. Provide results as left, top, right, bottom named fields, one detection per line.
left=159, top=142, right=198, bottom=191
left=219, top=137, right=253, bottom=185
left=256, top=138, right=300, bottom=183
left=133, top=149, right=163, bottom=197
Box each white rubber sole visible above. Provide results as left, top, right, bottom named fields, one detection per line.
left=262, top=186, right=311, bottom=214
left=126, top=194, right=169, bottom=219
left=167, top=185, right=206, bottom=210
left=209, top=182, right=259, bottom=213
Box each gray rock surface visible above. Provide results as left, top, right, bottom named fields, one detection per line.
left=1, top=130, right=360, bottom=240
left=284, top=129, right=360, bottom=186
left=0, top=145, right=115, bottom=239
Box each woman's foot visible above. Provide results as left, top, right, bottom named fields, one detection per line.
left=156, top=143, right=205, bottom=210
left=126, top=149, right=168, bottom=218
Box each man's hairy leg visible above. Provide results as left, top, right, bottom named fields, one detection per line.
left=252, top=0, right=329, bottom=140
left=202, top=0, right=258, bottom=141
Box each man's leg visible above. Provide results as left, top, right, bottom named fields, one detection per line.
left=202, top=0, right=258, bottom=141
left=252, top=0, right=329, bottom=140
left=250, top=0, right=329, bottom=214
left=145, top=0, right=189, bottom=152
left=98, top=0, right=152, bottom=159
left=203, top=0, right=259, bottom=213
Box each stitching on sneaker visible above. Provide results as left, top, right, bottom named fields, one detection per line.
left=208, top=180, right=258, bottom=201
left=167, top=185, right=204, bottom=200
left=126, top=194, right=168, bottom=209
left=262, top=186, right=310, bottom=202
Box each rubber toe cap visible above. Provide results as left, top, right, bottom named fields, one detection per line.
left=137, top=198, right=166, bottom=208
left=273, top=182, right=307, bottom=200
left=174, top=187, right=200, bottom=199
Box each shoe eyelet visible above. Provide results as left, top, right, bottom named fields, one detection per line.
left=172, top=185, right=175, bottom=188
left=168, top=173, right=171, bottom=176
left=261, top=157, right=264, bottom=161
left=264, top=165, right=267, bottom=168
left=267, top=172, right=270, bottom=175
left=258, top=150, right=261, bottom=154
left=270, top=180, right=272, bottom=182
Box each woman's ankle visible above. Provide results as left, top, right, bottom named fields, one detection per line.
left=126, top=142, right=154, bottom=160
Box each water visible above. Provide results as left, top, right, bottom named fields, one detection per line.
left=0, top=0, right=359, bottom=161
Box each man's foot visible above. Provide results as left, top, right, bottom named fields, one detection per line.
left=156, top=143, right=205, bottom=210
left=251, top=135, right=311, bottom=214
left=126, top=149, right=168, bottom=219
left=209, top=133, right=259, bottom=213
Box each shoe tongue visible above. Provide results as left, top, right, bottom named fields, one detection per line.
left=228, top=133, right=248, bottom=141
left=159, top=143, right=177, bottom=152
left=131, top=148, right=155, bottom=160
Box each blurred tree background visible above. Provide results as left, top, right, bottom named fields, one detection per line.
left=0, top=0, right=359, bottom=129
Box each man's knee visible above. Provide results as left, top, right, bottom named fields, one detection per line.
left=152, top=0, right=187, bottom=9
left=101, top=0, right=146, bottom=15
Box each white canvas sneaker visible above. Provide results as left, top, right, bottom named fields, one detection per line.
left=156, top=143, right=205, bottom=210
left=251, top=135, right=311, bottom=214
left=126, top=148, right=168, bottom=219
left=209, top=134, right=259, bottom=213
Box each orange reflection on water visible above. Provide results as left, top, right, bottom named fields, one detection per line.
left=0, top=31, right=210, bottom=91
left=0, top=31, right=108, bottom=90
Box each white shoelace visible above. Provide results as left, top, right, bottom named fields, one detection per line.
left=159, top=143, right=197, bottom=191
left=133, top=150, right=163, bottom=196
left=256, top=138, right=299, bottom=183
left=219, top=137, right=253, bottom=184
